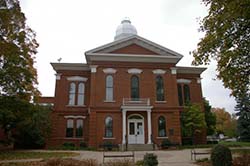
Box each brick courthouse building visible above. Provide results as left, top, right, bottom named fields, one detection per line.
left=45, top=19, right=206, bottom=149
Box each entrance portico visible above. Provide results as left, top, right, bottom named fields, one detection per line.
left=121, top=98, right=153, bottom=145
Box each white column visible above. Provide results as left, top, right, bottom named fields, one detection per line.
left=122, top=110, right=127, bottom=144
left=147, top=110, right=152, bottom=144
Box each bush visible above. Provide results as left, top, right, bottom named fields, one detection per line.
left=103, top=159, right=134, bottom=166
left=143, top=153, right=158, bottom=166
left=211, top=144, right=232, bottom=166
left=233, top=152, right=250, bottom=166
left=46, top=158, right=97, bottom=166
left=161, top=139, right=171, bottom=149
left=80, top=142, right=87, bottom=148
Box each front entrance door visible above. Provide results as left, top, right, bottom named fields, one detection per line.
left=128, top=116, right=144, bottom=144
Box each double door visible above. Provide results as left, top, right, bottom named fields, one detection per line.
left=128, top=119, right=144, bottom=144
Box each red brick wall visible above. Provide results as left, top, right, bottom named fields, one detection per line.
left=110, top=44, right=160, bottom=55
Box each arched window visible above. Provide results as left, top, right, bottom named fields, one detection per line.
left=68, top=83, right=76, bottom=105
left=106, top=75, right=113, bottom=101
left=77, top=83, right=85, bottom=105
left=158, top=116, right=166, bottom=137
left=105, top=116, right=113, bottom=137
left=156, top=75, right=165, bottom=101
left=183, top=84, right=190, bottom=104
left=66, top=119, right=74, bottom=137
left=76, top=119, right=83, bottom=137
left=131, top=75, right=139, bottom=100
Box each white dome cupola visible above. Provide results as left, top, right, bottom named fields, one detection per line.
left=114, top=18, right=137, bottom=40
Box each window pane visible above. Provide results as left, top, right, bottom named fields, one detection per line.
left=105, top=116, right=113, bottom=137
left=76, top=119, right=83, bottom=137
left=184, top=84, right=190, bottom=104
left=158, top=116, right=166, bottom=137
left=77, top=83, right=85, bottom=105
left=106, top=75, right=113, bottom=88
left=69, top=83, right=76, bottom=105
left=156, top=76, right=165, bottom=101
left=106, top=76, right=113, bottom=101
left=131, top=76, right=139, bottom=99
left=77, top=94, right=84, bottom=105
left=129, top=122, right=135, bottom=135
left=177, top=84, right=183, bottom=106
left=78, top=83, right=84, bottom=93
left=106, top=88, right=113, bottom=101
left=66, top=119, right=73, bottom=137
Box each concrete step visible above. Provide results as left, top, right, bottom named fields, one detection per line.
left=127, top=144, right=154, bottom=151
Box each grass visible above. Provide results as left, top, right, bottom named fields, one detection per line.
left=0, top=151, right=79, bottom=160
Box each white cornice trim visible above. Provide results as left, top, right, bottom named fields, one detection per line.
left=86, top=53, right=181, bottom=64
left=51, top=63, right=90, bottom=71
left=55, top=73, right=62, bottom=80
left=177, top=79, right=192, bottom=84
left=128, top=68, right=142, bottom=74
left=67, top=76, right=88, bottom=82
left=90, top=65, right=98, bottom=73
left=176, top=66, right=206, bottom=74
left=197, top=78, right=202, bottom=84
left=64, top=115, right=86, bottom=119
left=103, top=68, right=117, bottom=74
left=171, top=67, right=177, bottom=75
left=152, top=69, right=166, bottom=75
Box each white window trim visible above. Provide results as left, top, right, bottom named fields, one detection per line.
left=128, top=68, right=142, bottom=74
left=64, top=115, right=86, bottom=119
left=152, top=69, right=166, bottom=75
left=103, top=68, right=117, bottom=74
left=67, top=76, right=88, bottom=82
left=177, top=79, right=191, bottom=84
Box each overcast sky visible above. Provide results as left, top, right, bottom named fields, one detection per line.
left=19, top=0, right=236, bottom=114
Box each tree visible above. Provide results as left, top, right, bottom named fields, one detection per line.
left=0, top=96, right=51, bottom=148
left=192, top=0, right=250, bottom=97
left=181, top=103, right=206, bottom=144
left=235, top=90, right=250, bottom=141
left=204, top=99, right=216, bottom=135
left=0, top=0, right=39, bottom=100
left=212, top=108, right=237, bottom=137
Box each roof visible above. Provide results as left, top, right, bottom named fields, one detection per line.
left=51, top=63, right=90, bottom=71
left=85, top=35, right=183, bottom=64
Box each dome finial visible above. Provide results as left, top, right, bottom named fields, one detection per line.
left=114, top=18, right=137, bottom=40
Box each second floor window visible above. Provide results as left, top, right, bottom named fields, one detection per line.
left=68, top=83, right=76, bottom=105
left=68, top=82, right=85, bottom=106
left=177, top=84, right=190, bottom=106
left=156, top=75, right=165, bottom=101
left=106, top=75, right=113, bottom=101
left=78, top=83, right=85, bottom=105
left=131, top=75, right=139, bottom=100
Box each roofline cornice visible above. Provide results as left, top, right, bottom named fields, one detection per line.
left=176, top=66, right=207, bottom=74
left=51, top=63, right=90, bottom=71
left=86, top=53, right=181, bottom=64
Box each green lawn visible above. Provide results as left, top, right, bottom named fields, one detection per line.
left=0, top=151, right=79, bottom=160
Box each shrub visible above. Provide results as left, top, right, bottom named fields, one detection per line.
left=211, top=144, right=232, bottom=166
left=103, top=159, right=134, bottom=166
left=143, top=153, right=158, bottom=166
left=161, top=139, right=171, bottom=149
left=46, top=158, right=97, bottom=166
left=80, top=142, right=87, bottom=148
left=135, top=160, right=144, bottom=166
left=233, top=152, right=250, bottom=166
left=61, top=142, right=76, bottom=150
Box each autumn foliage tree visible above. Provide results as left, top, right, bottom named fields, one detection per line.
left=0, top=0, right=39, bottom=99
left=212, top=108, right=237, bottom=138
left=192, top=0, right=250, bottom=97
left=0, top=0, right=51, bottom=148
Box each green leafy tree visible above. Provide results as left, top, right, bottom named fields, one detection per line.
left=235, top=90, right=250, bottom=141
left=204, top=99, right=216, bottom=135
left=0, top=0, right=39, bottom=99
left=181, top=103, right=206, bottom=143
left=192, top=0, right=250, bottom=97
left=0, top=96, right=51, bottom=148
